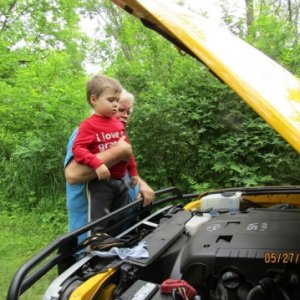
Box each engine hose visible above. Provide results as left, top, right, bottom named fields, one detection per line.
left=215, top=283, right=228, bottom=300
left=277, top=286, right=291, bottom=300
left=246, top=285, right=263, bottom=300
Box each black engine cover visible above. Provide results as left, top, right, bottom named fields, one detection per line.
left=180, top=208, right=300, bottom=283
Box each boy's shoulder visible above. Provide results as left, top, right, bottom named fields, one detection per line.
left=80, top=114, right=105, bottom=124
left=111, top=117, right=124, bottom=125
left=80, top=115, right=124, bottom=128
left=79, top=114, right=94, bottom=122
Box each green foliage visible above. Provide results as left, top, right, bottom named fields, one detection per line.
left=0, top=52, right=89, bottom=208
left=0, top=0, right=91, bottom=209
left=247, top=9, right=300, bottom=74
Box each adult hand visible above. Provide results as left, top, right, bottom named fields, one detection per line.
left=114, top=136, right=132, bottom=162
left=138, top=177, right=155, bottom=207
left=95, top=164, right=110, bottom=180
left=130, top=175, right=138, bottom=187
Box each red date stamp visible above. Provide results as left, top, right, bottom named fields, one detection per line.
left=264, top=252, right=300, bottom=264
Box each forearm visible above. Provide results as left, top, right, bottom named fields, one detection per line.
left=64, top=160, right=96, bottom=184
left=65, top=145, right=131, bottom=184
left=137, top=175, right=148, bottom=188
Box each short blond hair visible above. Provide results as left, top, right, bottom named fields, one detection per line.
left=86, top=75, right=122, bottom=106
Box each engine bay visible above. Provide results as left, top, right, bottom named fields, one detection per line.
left=42, top=189, right=300, bottom=300
left=7, top=187, right=300, bottom=300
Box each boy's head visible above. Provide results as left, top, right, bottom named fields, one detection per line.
left=86, top=75, right=122, bottom=106
left=86, top=75, right=122, bottom=118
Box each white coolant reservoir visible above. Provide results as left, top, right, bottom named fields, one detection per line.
left=185, top=213, right=212, bottom=236
left=201, top=192, right=241, bottom=212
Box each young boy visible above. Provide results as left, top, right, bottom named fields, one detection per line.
left=72, top=75, right=138, bottom=234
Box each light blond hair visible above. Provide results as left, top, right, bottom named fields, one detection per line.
left=120, top=89, right=135, bottom=110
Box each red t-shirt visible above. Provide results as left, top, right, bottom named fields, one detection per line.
left=72, top=114, right=137, bottom=179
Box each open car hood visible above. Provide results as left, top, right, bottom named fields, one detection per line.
left=112, top=0, right=300, bottom=153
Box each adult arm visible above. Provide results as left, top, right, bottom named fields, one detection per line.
left=137, top=175, right=155, bottom=207
left=65, top=136, right=132, bottom=184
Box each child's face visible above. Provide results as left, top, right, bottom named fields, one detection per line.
left=91, top=88, right=121, bottom=118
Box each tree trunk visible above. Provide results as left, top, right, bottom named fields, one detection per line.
left=245, top=0, right=254, bottom=29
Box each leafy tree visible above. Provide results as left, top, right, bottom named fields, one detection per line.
left=0, top=51, right=89, bottom=209
left=246, top=3, right=300, bottom=75
left=0, top=0, right=91, bottom=209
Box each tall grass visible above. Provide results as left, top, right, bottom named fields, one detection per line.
left=1, top=207, right=67, bottom=300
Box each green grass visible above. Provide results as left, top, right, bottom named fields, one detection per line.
left=0, top=210, right=67, bottom=300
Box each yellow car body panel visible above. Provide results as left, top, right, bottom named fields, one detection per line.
left=112, top=0, right=300, bottom=153
left=69, top=268, right=116, bottom=300
left=183, top=194, right=300, bottom=211
left=244, top=193, right=300, bottom=207
left=184, top=200, right=201, bottom=211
